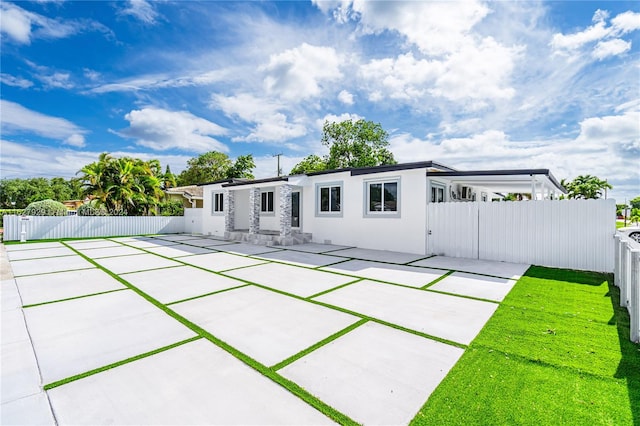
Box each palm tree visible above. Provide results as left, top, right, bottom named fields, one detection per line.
left=564, top=175, right=612, bottom=199
left=77, top=154, right=166, bottom=216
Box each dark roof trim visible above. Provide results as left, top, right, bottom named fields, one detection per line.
left=350, top=161, right=456, bottom=176
left=196, top=178, right=237, bottom=187
left=429, top=169, right=567, bottom=193
left=222, top=176, right=289, bottom=187
left=305, top=167, right=353, bottom=177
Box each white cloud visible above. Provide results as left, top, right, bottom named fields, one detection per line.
left=89, top=69, right=233, bottom=94
left=118, top=107, right=229, bottom=153
left=119, top=0, right=160, bottom=24
left=38, top=72, right=74, bottom=89
left=338, top=89, right=354, bottom=105
left=213, top=93, right=307, bottom=142
left=611, top=11, right=640, bottom=34
left=64, top=134, right=86, bottom=148
left=0, top=2, right=111, bottom=44
left=83, top=69, right=101, bottom=81
left=315, top=112, right=362, bottom=129
left=360, top=53, right=443, bottom=101
left=0, top=73, right=33, bottom=88
left=359, top=39, right=520, bottom=108
left=0, top=100, right=87, bottom=147
left=576, top=108, right=639, bottom=149
left=551, top=9, right=639, bottom=60
left=345, top=0, right=490, bottom=56
left=0, top=3, right=32, bottom=43
left=431, top=37, right=521, bottom=104
left=261, top=43, right=342, bottom=100
left=389, top=106, right=640, bottom=200
left=0, top=140, right=191, bottom=180
left=592, top=39, right=631, bottom=60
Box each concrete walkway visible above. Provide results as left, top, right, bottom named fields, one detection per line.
left=1, top=235, right=529, bottom=425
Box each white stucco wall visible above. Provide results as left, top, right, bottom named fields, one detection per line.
left=201, top=183, right=226, bottom=237
left=302, top=169, right=428, bottom=254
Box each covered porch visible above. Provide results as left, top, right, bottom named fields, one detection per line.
left=222, top=176, right=311, bottom=246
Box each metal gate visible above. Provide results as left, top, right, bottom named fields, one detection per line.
left=427, top=202, right=478, bottom=259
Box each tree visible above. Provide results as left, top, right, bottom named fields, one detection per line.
left=321, top=119, right=396, bottom=169
left=561, top=175, right=612, bottom=199
left=161, top=165, right=177, bottom=190
left=289, top=155, right=328, bottom=175
left=226, top=154, right=255, bottom=179
left=77, top=153, right=166, bottom=216
left=630, top=196, right=640, bottom=210
left=176, top=152, right=255, bottom=185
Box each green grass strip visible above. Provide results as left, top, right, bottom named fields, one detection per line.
left=44, top=336, right=202, bottom=390
left=424, top=288, right=499, bottom=304
left=313, top=257, right=355, bottom=270
left=13, top=267, right=96, bottom=278
left=22, top=288, right=129, bottom=309
left=403, top=254, right=435, bottom=265
left=244, top=280, right=467, bottom=350
left=61, top=241, right=358, bottom=425
left=166, top=284, right=250, bottom=306
left=271, top=318, right=369, bottom=371
left=421, top=270, right=455, bottom=289
left=306, top=278, right=363, bottom=299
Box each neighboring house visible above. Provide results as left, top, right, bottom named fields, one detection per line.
left=165, top=185, right=204, bottom=208
left=62, top=200, right=85, bottom=210
left=199, top=161, right=566, bottom=254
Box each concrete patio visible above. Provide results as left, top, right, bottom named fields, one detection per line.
left=1, top=235, right=528, bottom=425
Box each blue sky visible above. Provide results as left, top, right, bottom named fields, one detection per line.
left=1, top=0, right=638, bottom=201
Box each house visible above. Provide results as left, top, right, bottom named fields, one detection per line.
left=199, top=161, right=566, bottom=254
left=165, top=185, right=204, bottom=208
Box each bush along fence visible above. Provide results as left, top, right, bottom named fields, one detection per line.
left=2, top=215, right=185, bottom=242
left=614, top=233, right=640, bottom=343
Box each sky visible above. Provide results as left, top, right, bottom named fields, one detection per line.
left=1, top=0, right=639, bottom=201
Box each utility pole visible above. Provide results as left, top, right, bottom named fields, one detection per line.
left=273, top=153, right=283, bottom=176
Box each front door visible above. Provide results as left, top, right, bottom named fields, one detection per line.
left=291, top=191, right=301, bottom=228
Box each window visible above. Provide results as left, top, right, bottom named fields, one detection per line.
left=261, top=191, right=274, bottom=213
left=431, top=183, right=445, bottom=203
left=365, top=179, right=400, bottom=217
left=211, top=192, right=224, bottom=215
left=315, top=182, right=342, bottom=217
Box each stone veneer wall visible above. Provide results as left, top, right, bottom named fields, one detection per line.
left=248, top=187, right=261, bottom=234
left=224, top=189, right=234, bottom=232
left=279, top=184, right=292, bottom=237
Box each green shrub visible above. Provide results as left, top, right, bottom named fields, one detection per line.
left=159, top=200, right=184, bottom=216
left=23, top=199, right=68, bottom=216
left=77, top=202, right=109, bottom=216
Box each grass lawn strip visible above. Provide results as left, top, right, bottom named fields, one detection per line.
left=306, top=279, right=363, bottom=299
left=22, top=288, right=129, bottom=308
left=271, top=319, right=369, bottom=371
left=43, top=336, right=202, bottom=390
left=421, top=270, right=455, bottom=289
left=165, top=284, right=250, bottom=306
left=94, top=238, right=472, bottom=348
left=411, top=266, right=640, bottom=425
left=60, top=241, right=359, bottom=425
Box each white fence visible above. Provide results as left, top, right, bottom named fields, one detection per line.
left=2, top=215, right=185, bottom=241
left=614, top=234, right=640, bottom=343
left=427, top=199, right=616, bottom=273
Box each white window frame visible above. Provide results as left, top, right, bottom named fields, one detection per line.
left=211, top=191, right=224, bottom=215
left=315, top=181, right=343, bottom=217
left=363, top=177, right=401, bottom=218
left=430, top=182, right=446, bottom=203
left=260, top=190, right=275, bottom=215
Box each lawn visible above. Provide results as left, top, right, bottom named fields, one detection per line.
left=412, top=266, right=640, bottom=425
